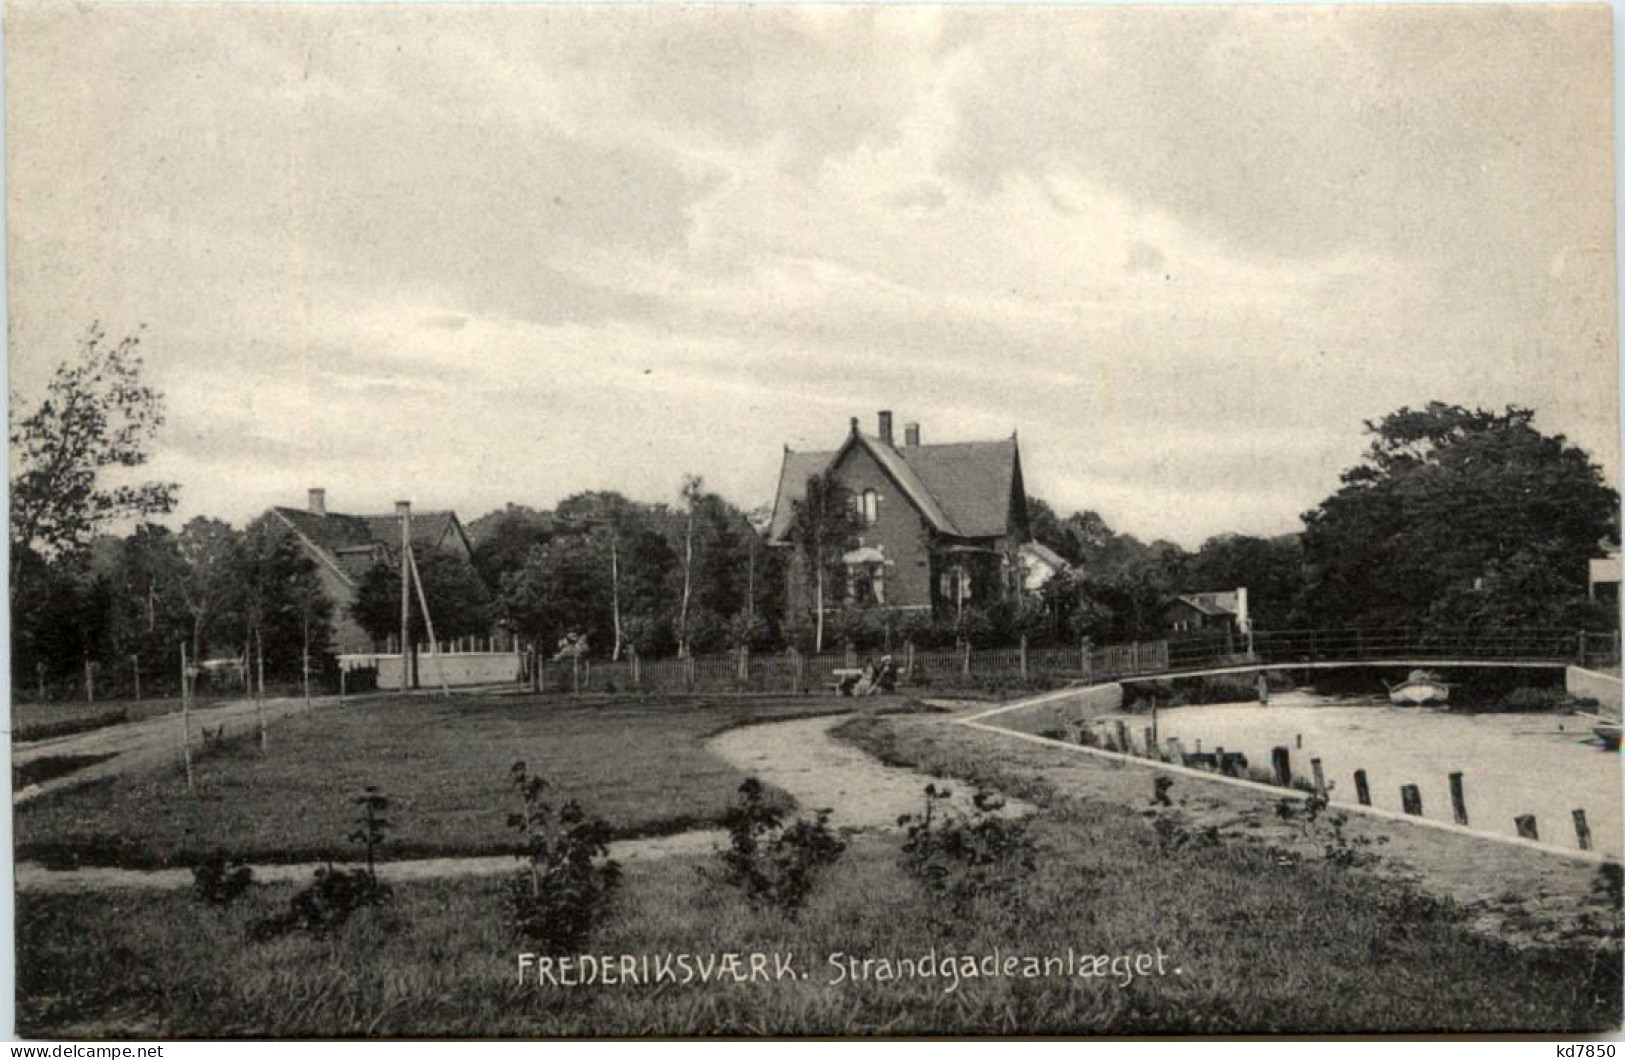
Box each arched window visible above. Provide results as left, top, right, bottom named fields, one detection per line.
left=861, top=489, right=879, bottom=526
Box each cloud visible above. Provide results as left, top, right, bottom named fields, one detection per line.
left=6, top=3, right=1614, bottom=547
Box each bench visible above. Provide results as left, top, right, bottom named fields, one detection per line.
left=829, top=668, right=864, bottom=696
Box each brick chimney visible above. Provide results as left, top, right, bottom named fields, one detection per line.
left=904, top=422, right=921, bottom=447
left=308, top=487, right=327, bottom=517
left=878, top=410, right=894, bottom=445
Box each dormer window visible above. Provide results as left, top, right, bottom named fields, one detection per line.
left=861, top=489, right=879, bottom=526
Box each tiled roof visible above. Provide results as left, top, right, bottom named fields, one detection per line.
left=269, top=506, right=469, bottom=584
left=767, top=431, right=1021, bottom=544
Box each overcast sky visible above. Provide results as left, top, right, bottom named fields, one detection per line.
left=7, top=3, right=1617, bottom=547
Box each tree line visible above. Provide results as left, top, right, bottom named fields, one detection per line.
left=11, top=329, right=1619, bottom=698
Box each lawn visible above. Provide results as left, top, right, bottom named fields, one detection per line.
left=17, top=811, right=1621, bottom=1036
left=14, top=693, right=858, bottom=869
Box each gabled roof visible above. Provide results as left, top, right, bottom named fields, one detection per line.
left=767, top=429, right=1022, bottom=544
left=1019, top=540, right=1069, bottom=570
left=1171, top=591, right=1240, bottom=616
left=268, top=505, right=471, bottom=586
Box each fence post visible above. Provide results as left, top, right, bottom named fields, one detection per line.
left=132, top=655, right=141, bottom=702
left=1400, top=785, right=1423, bottom=816
left=1448, top=772, right=1468, bottom=826
left=1271, top=746, right=1291, bottom=786
left=1573, top=809, right=1593, bottom=851
left=792, top=647, right=804, bottom=694
left=1354, top=769, right=1371, bottom=806
left=1020, top=635, right=1029, bottom=678
left=961, top=640, right=971, bottom=678
left=685, top=655, right=696, bottom=693
left=633, top=649, right=642, bottom=692
left=905, top=640, right=915, bottom=682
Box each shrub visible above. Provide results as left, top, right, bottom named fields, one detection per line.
left=251, top=788, right=395, bottom=940
left=713, top=777, right=846, bottom=917
left=191, top=851, right=254, bottom=908
left=506, top=761, right=621, bottom=953
left=898, top=783, right=1035, bottom=920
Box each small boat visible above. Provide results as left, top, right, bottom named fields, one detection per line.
left=1388, top=669, right=1450, bottom=706
left=1593, top=723, right=1621, bottom=751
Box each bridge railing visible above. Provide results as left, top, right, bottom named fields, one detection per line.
left=1246, top=627, right=1586, bottom=665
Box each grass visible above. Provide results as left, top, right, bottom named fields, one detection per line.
left=17, top=813, right=1622, bottom=1036
left=14, top=693, right=859, bottom=869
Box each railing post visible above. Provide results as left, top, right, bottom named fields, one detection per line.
left=1577, top=629, right=1587, bottom=667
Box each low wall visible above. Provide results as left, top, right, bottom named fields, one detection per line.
left=1566, top=666, right=1622, bottom=716
left=355, top=652, right=521, bottom=691
left=986, top=682, right=1125, bottom=737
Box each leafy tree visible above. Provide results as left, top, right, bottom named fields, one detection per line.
left=9, top=324, right=177, bottom=602
left=469, top=505, right=557, bottom=591
left=239, top=518, right=332, bottom=681
left=1300, top=403, right=1618, bottom=630
left=788, top=471, right=858, bottom=652
left=354, top=549, right=492, bottom=648
left=173, top=517, right=244, bottom=661
left=498, top=535, right=612, bottom=653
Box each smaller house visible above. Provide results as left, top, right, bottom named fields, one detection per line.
left=1165, top=589, right=1250, bottom=636
left=261, top=488, right=475, bottom=654
left=1018, top=540, right=1070, bottom=594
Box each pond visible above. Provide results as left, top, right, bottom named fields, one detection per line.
left=1100, top=691, right=1621, bottom=856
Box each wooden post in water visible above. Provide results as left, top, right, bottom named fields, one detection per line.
left=1271, top=746, right=1292, bottom=787
left=1215, top=746, right=1227, bottom=775
left=1143, top=727, right=1155, bottom=759
left=1400, top=785, right=1423, bottom=816
left=1448, top=772, right=1468, bottom=826
left=1295, top=733, right=1303, bottom=749
left=1354, top=769, right=1371, bottom=806
left=1311, top=758, right=1326, bottom=796
left=1114, top=720, right=1130, bottom=754
left=1515, top=814, right=1539, bottom=841
left=1573, top=809, right=1593, bottom=851
left=1167, top=737, right=1186, bottom=765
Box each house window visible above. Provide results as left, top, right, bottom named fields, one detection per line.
left=850, top=563, right=885, bottom=605
left=861, top=489, right=879, bottom=526
left=939, top=568, right=972, bottom=603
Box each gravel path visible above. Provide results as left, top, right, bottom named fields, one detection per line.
left=13, top=695, right=341, bottom=806
left=707, top=712, right=1026, bottom=830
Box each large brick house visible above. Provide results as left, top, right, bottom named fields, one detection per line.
left=258, top=488, right=475, bottom=654
left=767, top=411, right=1032, bottom=616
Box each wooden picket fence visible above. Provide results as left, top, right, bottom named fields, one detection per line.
left=516, top=636, right=1175, bottom=695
